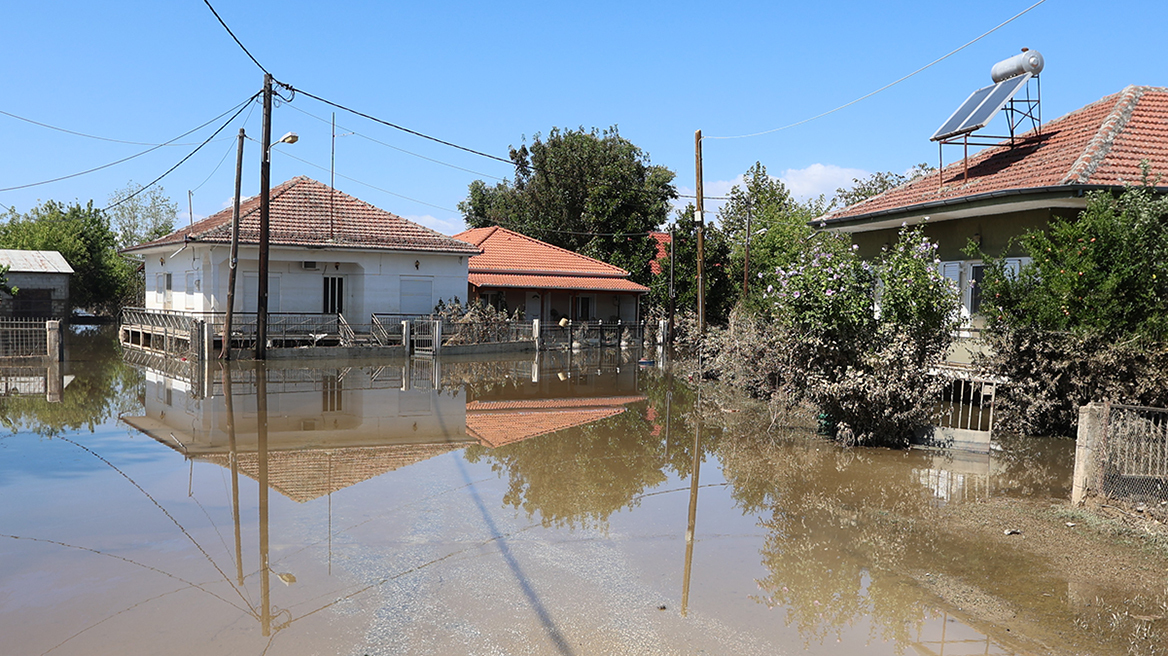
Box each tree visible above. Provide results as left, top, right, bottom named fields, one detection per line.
left=830, top=164, right=932, bottom=209
left=0, top=200, right=135, bottom=314
left=648, top=205, right=736, bottom=326
left=0, top=265, right=12, bottom=297
left=108, top=182, right=177, bottom=250
left=460, top=126, right=676, bottom=285
left=716, top=162, right=823, bottom=311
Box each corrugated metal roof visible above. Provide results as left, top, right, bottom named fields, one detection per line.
left=0, top=249, right=74, bottom=274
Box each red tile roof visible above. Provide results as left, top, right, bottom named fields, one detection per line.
left=822, top=86, right=1168, bottom=227
left=649, top=231, right=670, bottom=275
left=454, top=225, right=649, bottom=293
left=123, top=176, right=480, bottom=255
left=468, top=272, right=649, bottom=292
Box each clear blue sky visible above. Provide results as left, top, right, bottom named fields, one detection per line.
left=1, top=0, right=1164, bottom=235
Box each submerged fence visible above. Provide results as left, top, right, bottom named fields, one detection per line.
left=1074, top=401, right=1168, bottom=521
left=0, top=318, right=60, bottom=360
left=122, top=308, right=664, bottom=360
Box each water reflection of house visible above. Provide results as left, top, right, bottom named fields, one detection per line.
left=0, top=365, right=72, bottom=401
left=122, top=362, right=473, bottom=501
left=466, top=396, right=646, bottom=448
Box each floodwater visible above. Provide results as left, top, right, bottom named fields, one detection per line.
left=0, top=327, right=1158, bottom=655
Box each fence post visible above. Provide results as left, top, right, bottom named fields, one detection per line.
left=533, top=319, right=541, bottom=350
left=433, top=319, right=442, bottom=355
left=45, top=319, right=61, bottom=362
left=1072, top=401, right=1106, bottom=506
left=402, top=320, right=411, bottom=353
left=659, top=319, right=669, bottom=346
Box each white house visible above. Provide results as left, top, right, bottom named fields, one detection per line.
left=122, top=177, right=480, bottom=319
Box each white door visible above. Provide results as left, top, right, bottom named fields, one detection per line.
left=526, top=292, right=541, bottom=320
left=400, top=278, right=433, bottom=316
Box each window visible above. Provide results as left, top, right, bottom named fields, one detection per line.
left=400, top=278, right=433, bottom=315
left=576, top=296, right=594, bottom=321
left=969, top=264, right=986, bottom=313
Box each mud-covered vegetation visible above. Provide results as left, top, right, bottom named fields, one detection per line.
left=976, top=178, right=1168, bottom=436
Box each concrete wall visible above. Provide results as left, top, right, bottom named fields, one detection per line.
left=143, top=244, right=469, bottom=318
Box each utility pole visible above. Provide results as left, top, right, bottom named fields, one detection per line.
left=667, top=224, right=675, bottom=344
left=222, top=127, right=245, bottom=360
left=256, top=73, right=273, bottom=359
left=742, top=199, right=752, bottom=298
left=695, top=130, right=705, bottom=333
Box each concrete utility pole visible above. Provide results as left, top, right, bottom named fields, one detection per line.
left=695, top=130, right=705, bottom=333
left=257, top=73, right=273, bottom=359
left=222, top=128, right=245, bottom=360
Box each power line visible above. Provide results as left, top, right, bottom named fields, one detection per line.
left=0, top=96, right=258, bottom=194
left=283, top=102, right=505, bottom=181
left=201, top=0, right=269, bottom=75
left=287, top=85, right=512, bottom=165
left=706, top=0, right=1048, bottom=140
left=104, top=94, right=260, bottom=211
left=191, top=99, right=259, bottom=193
left=0, top=108, right=229, bottom=146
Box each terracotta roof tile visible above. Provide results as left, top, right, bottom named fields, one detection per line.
left=466, top=407, right=626, bottom=448
left=468, top=272, right=648, bottom=293
left=124, top=177, right=480, bottom=255
left=200, top=443, right=464, bottom=503
left=455, top=226, right=631, bottom=276
left=822, top=86, right=1168, bottom=226
left=649, top=231, right=670, bottom=275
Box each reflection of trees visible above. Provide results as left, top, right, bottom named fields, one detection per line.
left=464, top=370, right=717, bottom=529
left=0, top=326, right=141, bottom=436
left=718, top=435, right=933, bottom=650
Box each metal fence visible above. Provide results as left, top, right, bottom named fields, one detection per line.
left=1074, top=402, right=1168, bottom=521
left=539, top=320, right=648, bottom=349
left=442, top=320, right=532, bottom=346
left=0, top=318, right=50, bottom=359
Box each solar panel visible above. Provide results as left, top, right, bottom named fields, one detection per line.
left=931, top=72, right=1032, bottom=141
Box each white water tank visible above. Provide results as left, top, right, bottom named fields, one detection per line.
left=991, top=48, right=1044, bottom=82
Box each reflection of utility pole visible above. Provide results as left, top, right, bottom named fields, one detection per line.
left=257, top=364, right=271, bottom=636
left=681, top=389, right=701, bottom=617
left=223, top=365, right=244, bottom=585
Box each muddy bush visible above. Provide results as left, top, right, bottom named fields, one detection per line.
left=692, top=225, right=959, bottom=448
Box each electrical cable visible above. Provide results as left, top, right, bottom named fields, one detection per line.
left=706, top=0, right=1048, bottom=139
left=269, top=147, right=455, bottom=213
left=104, top=93, right=260, bottom=211
left=201, top=0, right=269, bottom=75
left=0, top=109, right=229, bottom=147
left=0, top=95, right=258, bottom=194
left=191, top=99, right=259, bottom=193
left=287, top=85, right=512, bottom=164
left=282, top=102, right=505, bottom=181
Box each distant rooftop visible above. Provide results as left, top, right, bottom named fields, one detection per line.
left=0, top=249, right=73, bottom=274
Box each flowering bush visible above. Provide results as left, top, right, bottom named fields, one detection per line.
left=763, top=225, right=960, bottom=446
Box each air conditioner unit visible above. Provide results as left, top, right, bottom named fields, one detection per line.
left=302, top=261, right=319, bottom=271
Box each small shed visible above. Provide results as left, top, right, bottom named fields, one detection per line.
left=0, top=249, right=74, bottom=318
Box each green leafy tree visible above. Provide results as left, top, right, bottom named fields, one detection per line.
left=460, top=126, right=676, bottom=285
left=648, top=205, right=736, bottom=325
left=716, top=162, right=823, bottom=312
left=108, top=182, right=177, bottom=250
left=0, top=200, right=135, bottom=314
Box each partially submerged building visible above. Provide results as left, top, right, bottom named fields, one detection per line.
left=453, top=226, right=648, bottom=323
left=122, top=176, right=480, bottom=318
left=0, top=249, right=73, bottom=318
left=820, top=85, right=1168, bottom=322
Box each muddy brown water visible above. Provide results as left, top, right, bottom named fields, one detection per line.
left=0, top=328, right=1161, bottom=655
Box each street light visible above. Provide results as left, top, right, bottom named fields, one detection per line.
left=273, top=132, right=298, bottom=146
